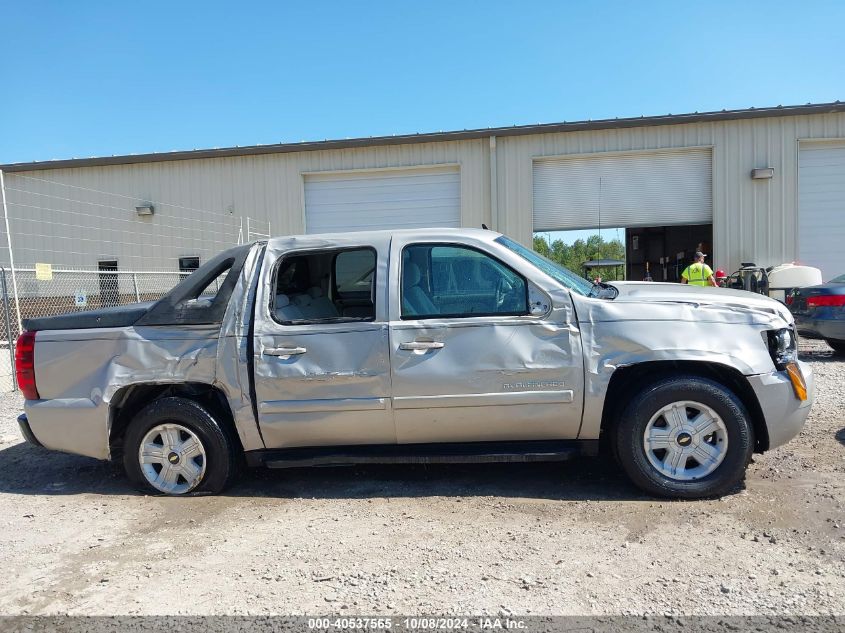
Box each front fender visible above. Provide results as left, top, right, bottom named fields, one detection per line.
left=577, top=318, right=777, bottom=440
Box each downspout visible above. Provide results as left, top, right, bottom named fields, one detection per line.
left=489, top=136, right=499, bottom=231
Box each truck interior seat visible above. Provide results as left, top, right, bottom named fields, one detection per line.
left=307, top=286, right=340, bottom=318
left=402, top=261, right=438, bottom=316
left=275, top=294, right=303, bottom=321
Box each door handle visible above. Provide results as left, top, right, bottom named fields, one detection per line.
left=264, top=346, right=307, bottom=358
left=399, top=341, right=445, bottom=351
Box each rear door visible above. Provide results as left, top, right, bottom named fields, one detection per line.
left=388, top=235, right=584, bottom=444
left=252, top=235, right=394, bottom=448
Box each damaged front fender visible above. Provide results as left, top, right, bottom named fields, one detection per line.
left=574, top=292, right=789, bottom=441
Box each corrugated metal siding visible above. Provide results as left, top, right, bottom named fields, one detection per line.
left=3, top=113, right=845, bottom=276
left=497, top=112, right=845, bottom=274
left=2, top=139, right=489, bottom=269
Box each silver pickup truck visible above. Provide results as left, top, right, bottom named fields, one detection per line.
left=15, top=228, right=814, bottom=498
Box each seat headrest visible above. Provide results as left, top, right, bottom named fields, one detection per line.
left=404, top=262, right=422, bottom=287
left=293, top=294, right=312, bottom=307
left=308, top=286, right=324, bottom=298
left=276, top=294, right=290, bottom=307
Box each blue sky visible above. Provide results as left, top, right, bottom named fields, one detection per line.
left=1, top=0, right=843, bottom=168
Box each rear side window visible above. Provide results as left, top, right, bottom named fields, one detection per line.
left=273, top=247, right=377, bottom=324
left=401, top=244, right=528, bottom=319
left=335, top=250, right=376, bottom=299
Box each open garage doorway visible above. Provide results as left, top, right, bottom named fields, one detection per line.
left=533, top=224, right=713, bottom=283
left=532, top=146, right=714, bottom=283
left=625, top=224, right=713, bottom=282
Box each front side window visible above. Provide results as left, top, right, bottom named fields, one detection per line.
left=401, top=244, right=528, bottom=319
left=273, top=247, right=376, bottom=324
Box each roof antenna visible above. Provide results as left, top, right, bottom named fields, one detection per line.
left=481, top=223, right=489, bottom=230
left=597, top=176, right=603, bottom=262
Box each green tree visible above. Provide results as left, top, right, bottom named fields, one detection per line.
left=533, top=236, right=550, bottom=258
left=532, top=233, right=626, bottom=280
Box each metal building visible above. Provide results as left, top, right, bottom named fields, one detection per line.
left=1, top=101, right=844, bottom=281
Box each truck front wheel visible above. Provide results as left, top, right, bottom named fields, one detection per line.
left=123, top=397, right=238, bottom=495
left=613, top=376, right=754, bottom=499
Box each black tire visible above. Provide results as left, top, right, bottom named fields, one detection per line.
left=825, top=339, right=845, bottom=355
left=613, top=375, right=754, bottom=499
left=123, top=397, right=238, bottom=495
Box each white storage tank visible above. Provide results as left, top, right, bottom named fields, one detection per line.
left=767, top=263, right=823, bottom=303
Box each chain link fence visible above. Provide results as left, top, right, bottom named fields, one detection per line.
left=0, top=170, right=275, bottom=393
left=0, top=266, right=199, bottom=391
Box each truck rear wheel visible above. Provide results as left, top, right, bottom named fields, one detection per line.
left=613, top=376, right=754, bottom=499
left=123, top=397, right=238, bottom=495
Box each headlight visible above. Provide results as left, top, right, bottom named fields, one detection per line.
left=766, top=327, right=797, bottom=369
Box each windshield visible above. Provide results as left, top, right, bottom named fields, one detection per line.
left=830, top=273, right=845, bottom=284
left=495, top=235, right=594, bottom=296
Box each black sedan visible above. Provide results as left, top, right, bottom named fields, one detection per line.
left=789, top=273, right=845, bottom=354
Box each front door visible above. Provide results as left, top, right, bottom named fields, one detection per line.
left=252, top=238, right=395, bottom=448
left=388, top=239, right=584, bottom=444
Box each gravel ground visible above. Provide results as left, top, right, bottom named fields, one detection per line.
left=0, top=341, right=843, bottom=616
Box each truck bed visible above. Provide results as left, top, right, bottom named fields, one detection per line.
left=23, top=302, right=154, bottom=332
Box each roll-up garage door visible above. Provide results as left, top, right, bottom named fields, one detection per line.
left=533, top=148, right=712, bottom=231
left=304, top=166, right=461, bottom=233
left=799, top=142, right=845, bottom=282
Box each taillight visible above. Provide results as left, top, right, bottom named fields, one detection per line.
left=807, top=295, right=845, bottom=308
left=14, top=331, right=39, bottom=400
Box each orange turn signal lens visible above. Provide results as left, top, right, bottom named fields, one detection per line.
left=785, top=362, right=807, bottom=401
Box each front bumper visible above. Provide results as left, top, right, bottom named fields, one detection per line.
left=746, top=360, right=815, bottom=450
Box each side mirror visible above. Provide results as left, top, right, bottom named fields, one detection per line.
left=527, top=283, right=551, bottom=316
left=530, top=300, right=549, bottom=315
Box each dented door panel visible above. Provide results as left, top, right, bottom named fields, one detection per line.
left=253, top=325, right=394, bottom=447
left=387, top=233, right=585, bottom=444
left=390, top=319, right=583, bottom=443
left=252, top=236, right=395, bottom=448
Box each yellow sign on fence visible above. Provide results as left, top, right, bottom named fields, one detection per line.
left=35, top=263, right=53, bottom=281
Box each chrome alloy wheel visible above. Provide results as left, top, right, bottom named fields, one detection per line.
left=643, top=400, right=728, bottom=481
left=138, top=423, right=207, bottom=494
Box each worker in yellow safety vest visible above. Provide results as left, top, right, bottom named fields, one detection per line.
left=681, top=251, right=718, bottom=287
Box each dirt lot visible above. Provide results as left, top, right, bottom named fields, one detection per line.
left=0, top=341, right=843, bottom=617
